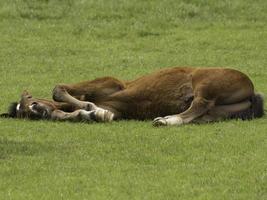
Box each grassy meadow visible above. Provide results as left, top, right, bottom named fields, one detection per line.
left=0, top=0, right=267, bottom=199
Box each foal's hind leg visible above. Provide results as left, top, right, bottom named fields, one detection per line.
left=153, top=95, right=253, bottom=126
left=192, top=100, right=252, bottom=123
left=153, top=68, right=255, bottom=126
left=153, top=97, right=215, bottom=126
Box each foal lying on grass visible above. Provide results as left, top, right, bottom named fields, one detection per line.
left=1, top=67, right=264, bottom=126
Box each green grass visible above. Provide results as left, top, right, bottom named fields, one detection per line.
left=0, top=0, right=267, bottom=199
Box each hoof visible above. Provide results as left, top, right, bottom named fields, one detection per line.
left=153, top=117, right=167, bottom=127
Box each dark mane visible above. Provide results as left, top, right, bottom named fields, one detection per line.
left=0, top=102, right=18, bottom=118
left=8, top=102, right=18, bottom=118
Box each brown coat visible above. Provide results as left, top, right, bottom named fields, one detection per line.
left=2, top=67, right=264, bottom=126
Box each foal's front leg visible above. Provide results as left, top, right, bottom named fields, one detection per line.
left=52, top=84, right=118, bottom=122
left=51, top=109, right=114, bottom=122
left=52, top=77, right=125, bottom=111
left=52, top=85, right=98, bottom=111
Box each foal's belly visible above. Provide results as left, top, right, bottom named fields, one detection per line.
left=122, top=84, right=193, bottom=119
left=103, top=67, right=195, bottom=119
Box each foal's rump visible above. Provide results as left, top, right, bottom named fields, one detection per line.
left=188, top=68, right=264, bottom=122
left=197, top=92, right=264, bottom=123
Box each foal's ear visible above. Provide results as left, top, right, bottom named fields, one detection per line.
left=21, top=90, right=32, bottom=98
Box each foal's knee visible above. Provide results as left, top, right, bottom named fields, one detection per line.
left=190, top=97, right=215, bottom=110
left=52, top=85, right=66, bottom=102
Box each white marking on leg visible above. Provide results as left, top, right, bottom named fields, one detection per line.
left=94, top=109, right=114, bottom=122
left=165, top=115, right=183, bottom=125
left=80, top=109, right=114, bottom=122
left=153, top=115, right=183, bottom=126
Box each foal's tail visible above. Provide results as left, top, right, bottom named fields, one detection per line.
left=251, top=92, right=265, bottom=118
left=230, top=92, right=264, bottom=120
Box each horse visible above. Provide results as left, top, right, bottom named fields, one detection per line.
left=1, top=67, right=264, bottom=126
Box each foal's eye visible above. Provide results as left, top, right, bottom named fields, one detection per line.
left=31, top=102, right=38, bottom=106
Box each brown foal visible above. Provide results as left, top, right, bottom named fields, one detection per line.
left=1, top=67, right=264, bottom=126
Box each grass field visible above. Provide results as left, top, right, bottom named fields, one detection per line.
left=0, top=0, right=267, bottom=199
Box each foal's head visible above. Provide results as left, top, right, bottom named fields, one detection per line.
left=1, top=91, right=57, bottom=119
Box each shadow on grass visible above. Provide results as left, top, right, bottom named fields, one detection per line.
left=0, top=138, right=58, bottom=160
left=15, top=0, right=73, bottom=20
